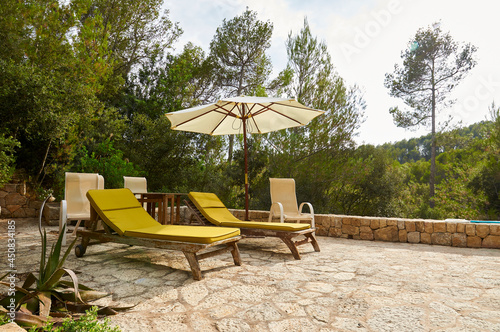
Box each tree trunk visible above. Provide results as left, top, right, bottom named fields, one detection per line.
left=429, top=84, right=436, bottom=208
left=227, top=136, right=234, bottom=164
left=36, top=138, right=53, bottom=186
left=430, top=131, right=436, bottom=208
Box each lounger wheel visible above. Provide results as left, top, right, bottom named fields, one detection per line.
left=75, top=244, right=86, bottom=257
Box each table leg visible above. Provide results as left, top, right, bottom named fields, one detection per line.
left=146, top=201, right=154, bottom=218
left=169, top=195, right=174, bottom=224
left=176, top=195, right=181, bottom=224
left=160, top=195, right=166, bottom=225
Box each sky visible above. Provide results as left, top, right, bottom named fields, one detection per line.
left=163, top=0, right=500, bottom=145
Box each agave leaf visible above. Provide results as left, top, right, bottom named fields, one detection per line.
left=39, top=228, right=47, bottom=285
left=0, top=282, right=31, bottom=295
left=0, top=282, right=38, bottom=310
left=65, top=303, right=119, bottom=315
left=49, top=287, right=70, bottom=306
left=47, top=226, right=65, bottom=272
left=40, top=268, right=69, bottom=290
left=18, top=305, right=32, bottom=314
left=57, top=236, right=77, bottom=271
left=110, top=304, right=136, bottom=312
left=56, top=289, right=110, bottom=303
left=22, top=272, right=38, bottom=289
left=38, top=269, right=64, bottom=292
left=38, top=292, right=51, bottom=318
left=13, top=310, right=48, bottom=328
left=57, top=280, right=94, bottom=291
left=79, top=289, right=110, bottom=302
left=64, top=302, right=96, bottom=313
left=16, top=290, right=43, bottom=312
left=62, top=269, right=83, bottom=304
left=0, top=290, right=26, bottom=309
left=44, top=226, right=77, bottom=285
left=96, top=306, right=119, bottom=316
left=41, top=268, right=83, bottom=304
left=44, top=245, right=59, bottom=284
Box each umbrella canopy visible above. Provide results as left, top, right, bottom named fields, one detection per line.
left=166, top=96, right=324, bottom=219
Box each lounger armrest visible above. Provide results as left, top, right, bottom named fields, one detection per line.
left=60, top=199, right=68, bottom=245
left=268, top=202, right=284, bottom=223
left=299, top=202, right=315, bottom=228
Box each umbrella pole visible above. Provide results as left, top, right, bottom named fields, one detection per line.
left=242, top=107, right=250, bottom=221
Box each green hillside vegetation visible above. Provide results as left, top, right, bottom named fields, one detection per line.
left=381, top=121, right=489, bottom=164
left=377, top=117, right=499, bottom=220
left=0, top=1, right=498, bottom=221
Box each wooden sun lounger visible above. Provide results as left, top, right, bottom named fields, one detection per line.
left=186, top=192, right=320, bottom=260
left=75, top=188, right=242, bottom=280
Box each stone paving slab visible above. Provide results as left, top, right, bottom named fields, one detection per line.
left=1, top=218, right=500, bottom=331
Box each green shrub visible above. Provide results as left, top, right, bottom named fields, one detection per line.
left=0, top=134, right=20, bottom=187
left=0, top=315, right=9, bottom=326
left=75, top=139, right=142, bottom=189
left=32, top=306, right=121, bottom=332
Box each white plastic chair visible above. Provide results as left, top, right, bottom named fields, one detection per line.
left=59, top=172, right=104, bottom=245
left=123, top=176, right=147, bottom=196
left=268, top=178, right=315, bottom=227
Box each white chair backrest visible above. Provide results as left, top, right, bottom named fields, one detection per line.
left=124, top=176, right=147, bottom=194
left=98, top=174, right=104, bottom=190
left=64, top=172, right=102, bottom=217
left=269, top=178, right=299, bottom=214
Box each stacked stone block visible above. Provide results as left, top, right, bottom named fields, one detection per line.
left=0, top=182, right=41, bottom=218
left=314, top=214, right=500, bottom=249
left=229, top=210, right=500, bottom=249
left=2, top=183, right=499, bottom=250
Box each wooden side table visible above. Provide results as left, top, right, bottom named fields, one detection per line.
left=138, top=193, right=186, bottom=224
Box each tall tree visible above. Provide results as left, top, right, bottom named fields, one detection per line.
left=470, top=103, right=500, bottom=218
left=81, top=0, right=182, bottom=104
left=384, top=22, right=476, bottom=207
left=121, top=42, right=224, bottom=192
left=277, top=19, right=365, bottom=157
left=0, top=0, right=112, bottom=186
left=209, top=8, right=273, bottom=162
left=267, top=18, right=365, bottom=212
left=283, top=18, right=330, bottom=105
left=125, top=42, right=218, bottom=119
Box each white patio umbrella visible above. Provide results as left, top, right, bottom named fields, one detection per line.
left=166, top=96, right=324, bottom=220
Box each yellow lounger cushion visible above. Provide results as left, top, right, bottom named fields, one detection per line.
left=87, top=188, right=157, bottom=235
left=102, top=207, right=160, bottom=235
left=219, top=220, right=309, bottom=231
left=124, top=224, right=240, bottom=244
left=200, top=207, right=240, bottom=225
left=188, top=192, right=310, bottom=231
left=87, top=188, right=142, bottom=211
left=87, top=188, right=240, bottom=243
left=189, top=192, right=227, bottom=209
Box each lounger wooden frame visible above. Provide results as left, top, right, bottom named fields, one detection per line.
left=75, top=207, right=242, bottom=280
left=185, top=200, right=320, bottom=260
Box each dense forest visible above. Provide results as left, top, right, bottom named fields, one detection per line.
left=1, top=0, right=499, bottom=220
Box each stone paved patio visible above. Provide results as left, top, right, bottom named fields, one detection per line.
left=2, top=218, right=500, bottom=331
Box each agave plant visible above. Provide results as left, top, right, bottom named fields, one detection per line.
left=0, top=195, right=124, bottom=328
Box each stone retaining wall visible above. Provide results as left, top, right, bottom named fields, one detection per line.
left=231, top=209, right=500, bottom=250
left=0, top=182, right=41, bottom=218
left=2, top=189, right=499, bottom=250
